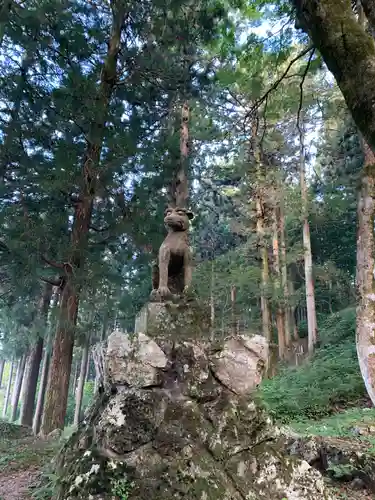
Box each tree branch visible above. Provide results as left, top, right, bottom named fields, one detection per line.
left=41, top=255, right=64, bottom=269
left=39, top=276, right=62, bottom=287
left=244, top=44, right=314, bottom=121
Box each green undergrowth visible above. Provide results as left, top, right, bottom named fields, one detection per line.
left=290, top=407, right=375, bottom=450
left=0, top=421, right=60, bottom=474
left=258, top=308, right=366, bottom=423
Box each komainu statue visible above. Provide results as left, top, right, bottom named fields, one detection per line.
left=150, top=206, right=194, bottom=301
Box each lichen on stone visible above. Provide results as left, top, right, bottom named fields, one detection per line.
left=55, top=326, right=331, bottom=500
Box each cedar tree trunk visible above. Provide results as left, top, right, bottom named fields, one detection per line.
left=293, top=0, right=375, bottom=152
left=10, top=354, right=26, bottom=422
left=0, top=359, right=4, bottom=389
left=74, top=337, right=90, bottom=426
left=40, top=3, right=127, bottom=434
left=356, top=140, right=375, bottom=405
left=299, top=123, right=317, bottom=354
left=20, top=282, right=53, bottom=426
left=2, top=360, right=14, bottom=418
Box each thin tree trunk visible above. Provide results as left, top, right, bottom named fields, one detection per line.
left=230, top=285, right=237, bottom=335
left=279, top=194, right=291, bottom=346
left=20, top=282, right=53, bottom=427
left=272, top=207, right=286, bottom=359
left=10, top=355, right=26, bottom=422
left=251, top=120, right=272, bottom=342
left=40, top=4, right=127, bottom=434
left=85, top=351, right=91, bottom=382
left=299, top=122, right=317, bottom=354
left=2, top=360, right=14, bottom=419
left=210, top=260, right=215, bottom=328
left=33, top=343, right=50, bottom=435
left=72, top=355, right=79, bottom=395
left=288, top=279, right=299, bottom=341
left=170, top=101, right=190, bottom=208
left=33, top=288, right=59, bottom=435
left=0, top=359, right=5, bottom=389
left=74, top=337, right=90, bottom=426
left=356, top=139, right=375, bottom=405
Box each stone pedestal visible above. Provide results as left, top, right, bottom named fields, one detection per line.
left=55, top=330, right=331, bottom=500
left=134, top=299, right=211, bottom=340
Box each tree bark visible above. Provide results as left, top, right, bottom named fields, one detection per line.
left=360, top=0, right=375, bottom=32
left=0, top=359, right=5, bottom=389
left=288, top=279, right=299, bottom=340
left=299, top=122, right=317, bottom=354
left=209, top=260, right=216, bottom=335
left=272, top=207, right=286, bottom=359
left=251, top=119, right=272, bottom=342
left=170, top=102, right=190, bottom=208
left=279, top=194, right=291, bottom=346
left=20, top=282, right=53, bottom=427
left=32, top=288, right=59, bottom=435
left=40, top=3, right=128, bottom=434
left=356, top=139, right=375, bottom=405
left=10, top=355, right=26, bottom=422
left=2, top=360, right=14, bottom=419
left=33, top=342, right=50, bottom=435
left=74, top=337, right=90, bottom=426
left=293, top=0, right=375, bottom=153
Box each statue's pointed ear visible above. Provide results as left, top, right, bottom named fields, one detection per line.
left=186, top=210, right=194, bottom=220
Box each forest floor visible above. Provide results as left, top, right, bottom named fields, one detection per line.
left=291, top=407, right=375, bottom=500
left=0, top=422, right=60, bottom=500
left=0, top=412, right=374, bottom=499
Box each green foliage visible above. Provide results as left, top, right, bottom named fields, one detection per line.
left=290, top=407, right=375, bottom=450
left=111, top=478, right=134, bottom=500
left=258, top=309, right=365, bottom=423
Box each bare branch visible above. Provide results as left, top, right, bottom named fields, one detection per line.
left=244, top=44, right=314, bottom=121
left=39, top=276, right=61, bottom=287
left=41, top=255, right=64, bottom=269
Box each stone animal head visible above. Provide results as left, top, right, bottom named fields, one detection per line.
left=164, top=206, right=194, bottom=232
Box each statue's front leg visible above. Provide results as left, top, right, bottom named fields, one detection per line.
left=157, top=246, right=172, bottom=299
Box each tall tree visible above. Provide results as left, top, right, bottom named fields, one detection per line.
left=41, top=2, right=128, bottom=434
left=20, top=282, right=53, bottom=426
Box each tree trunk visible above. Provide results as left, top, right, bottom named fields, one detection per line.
left=74, top=337, right=90, bottom=426
left=356, top=139, right=375, bottom=405
left=230, top=285, right=237, bottom=335
left=40, top=4, right=127, bottom=435
left=85, top=351, right=91, bottom=382
left=10, top=355, right=26, bottom=422
left=279, top=194, right=291, bottom=346
left=288, top=279, right=299, bottom=341
left=251, top=119, right=272, bottom=342
left=272, top=207, right=286, bottom=359
left=33, top=343, right=50, bottom=435
left=72, top=355, right=79, bottom=396
left=0, top=359, right=5, bottom=389
left=210, top=260, right=215, bottom=329
left=2, top=360, right=14, bottom=419
left=170, top=102, right=190, bottom=208
left=293, top=0, right=375, bottom=153
left=32, top=288, right=59, bottom=435
left=20, top=282, right=53, bottom=427
left=299, top=122, right=317, bottom=354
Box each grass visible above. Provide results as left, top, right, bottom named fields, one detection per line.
left=257, top=308, right=367, bottom=422
left=290, top=407, right=375, bottom=451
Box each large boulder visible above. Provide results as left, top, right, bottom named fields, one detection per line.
left=56, top=329, right=331, bottom=500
